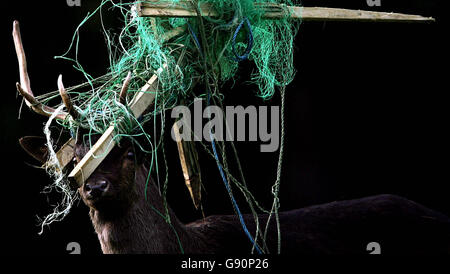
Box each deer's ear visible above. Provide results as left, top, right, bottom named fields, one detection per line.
left=19, top=136, right=49, bottom=164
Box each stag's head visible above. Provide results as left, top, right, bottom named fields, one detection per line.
left=20, top=135, right=145, bottom=210
left=74, top=135, right=145, bottom=212
left=14, top=20, right=145, bottom=214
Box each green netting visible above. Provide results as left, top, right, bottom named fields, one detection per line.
left=35, top=0, right=300, bottom=253
left=52, top=0, right=299, bottom=134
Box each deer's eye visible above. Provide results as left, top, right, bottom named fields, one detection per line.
left=126, top=151, right=135, bottom=160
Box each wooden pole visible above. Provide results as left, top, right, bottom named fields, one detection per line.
left=136, top=2, right=434, bottom=23
left=56, top=138, right=76, bottom=171
left=173, top=121, right=202, bottom=209
left=68, top=67, right=164, bottom=187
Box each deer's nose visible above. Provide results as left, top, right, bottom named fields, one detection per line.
left=84, top=180, right=109, bottom=198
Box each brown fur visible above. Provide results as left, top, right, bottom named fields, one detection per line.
left=20, top=136, right=450, bottom=254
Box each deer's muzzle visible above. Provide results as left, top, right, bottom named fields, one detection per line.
left=84, top=180, right=109, bottom=200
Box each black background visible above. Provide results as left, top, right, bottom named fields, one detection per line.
left=1, top=0, right=447, bottom=255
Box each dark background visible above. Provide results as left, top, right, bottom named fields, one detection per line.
left=1, top=0, right=447, bottom=255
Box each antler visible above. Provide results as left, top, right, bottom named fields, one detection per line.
left=119, top=71, right=132, bottom=105
left=58, top=75, right=80, bottom=119
left=13, top=20, right=69, bottom=120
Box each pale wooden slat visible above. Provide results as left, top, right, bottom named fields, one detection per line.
left=295, top=7, right=434, bottom=22
left=68, top=68, right=164, bottom=187
left=68, top=126, right=116, bottom=188
left=173, top=122, right=202, bottom=209
left=56, top=138, right=76, bottom=170
left=137, top=2, right=434, bottom=23
left=128, top=67, right=163, bottom=118
left=137, top=1, right=216, bottom=18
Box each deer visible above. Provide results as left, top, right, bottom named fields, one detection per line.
left=13, top=21, right=450, bottom=254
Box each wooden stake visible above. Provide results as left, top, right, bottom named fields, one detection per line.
left=296, top=7, right=435, bottom=23
left=173, top=121, right=202, bottom=209
left=56, top=138, right=76, bottom=171
left=68, top=126, right=116, bottom=188
left=136, top=2, right=434, bottom=23
left=68, top=67, right=164, bottom=187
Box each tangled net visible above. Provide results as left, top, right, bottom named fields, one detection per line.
left=35, top=0, right=300, bottom=254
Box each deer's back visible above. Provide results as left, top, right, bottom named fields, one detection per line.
left=187, top=194, right=450, bottom=254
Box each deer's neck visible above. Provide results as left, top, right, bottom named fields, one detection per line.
left=89, top=166, right=206, bottom=254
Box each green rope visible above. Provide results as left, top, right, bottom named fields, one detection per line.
left=263, top=85, right=286, bottom=254
left=34, top=1, right=298, bottom=254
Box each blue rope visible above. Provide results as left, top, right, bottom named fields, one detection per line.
left=231, top=17, right=254, bottom=62
left=187, top=21, right=262, bottom=253
left=207, top=93, right=262, bottom=254
left=186, top=22, right=204, bottom=59
left=188, top=17, right=254, bottom=62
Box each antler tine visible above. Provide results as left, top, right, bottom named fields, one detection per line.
left=119, top=71, right=133, bottom=105
left=13, top=20, right=68, bottom=120
left=16, top=83, right=66, bottom=120
left=13, top=21, right=32, bottom=99
left=58, top=75, right=80, bottom=119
